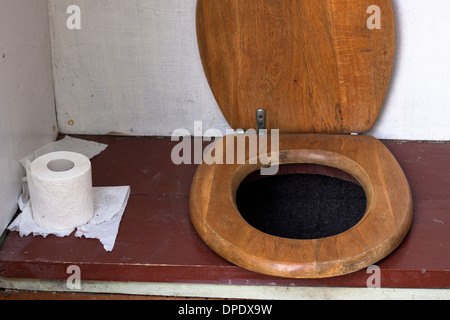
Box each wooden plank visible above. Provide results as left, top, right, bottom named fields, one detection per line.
left=85, top=136, right=203, bottom=196
left=0, top=137, right=448, bottom=289
left=383, top=141, right=450, bottom=201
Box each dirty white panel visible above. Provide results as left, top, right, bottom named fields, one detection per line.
left=1, top=277, right=448, bottom=300
left=48, top=0, right=228, bottom=137
left=49, top=0, right=450, bottom=140
left=368, top=0, right=450, bottom=140
left=0, top=0, right=58, bottom=235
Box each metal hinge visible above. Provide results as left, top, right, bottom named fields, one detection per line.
left=256, top=109, right=266, bottom=134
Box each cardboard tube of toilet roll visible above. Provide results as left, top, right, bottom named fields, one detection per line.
left=27, top=151, right=95, bottom=230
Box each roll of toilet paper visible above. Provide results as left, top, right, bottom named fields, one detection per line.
left=27, top=151, right=95, bottom=230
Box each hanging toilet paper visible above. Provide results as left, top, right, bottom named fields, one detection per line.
left=28, top=151, right=95, bottom=230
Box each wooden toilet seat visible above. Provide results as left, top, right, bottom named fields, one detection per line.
left=191, top=0, right=413, bottom=278
left=190, top=134, right=413, bottom=278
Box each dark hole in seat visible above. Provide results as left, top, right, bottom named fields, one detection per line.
left=236, top=164, right=367, bottom=240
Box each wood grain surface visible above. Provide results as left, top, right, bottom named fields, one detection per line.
left=196, top=0, right=395, bottom=133
left=190, top=134, right=413, bottom=278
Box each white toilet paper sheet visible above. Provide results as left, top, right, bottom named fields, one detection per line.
left=9, top=136, right=131, bottom=252
left=9, top=186, right=130, bottom=252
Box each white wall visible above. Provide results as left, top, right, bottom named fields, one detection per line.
left=48, top=0, right=450, bottom=140
left=369, top=0, right=450, bottom=140
left=48, top=0, right=228, bottom=137
left=0, top=0, right=58, bottom=235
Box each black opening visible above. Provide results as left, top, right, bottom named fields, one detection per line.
left=236, top=169, right=367, bottom=240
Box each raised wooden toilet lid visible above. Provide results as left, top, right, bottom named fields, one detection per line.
left=196, top=0, right=395, bottom=134
left=191, top=0, right=413, bottom=278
